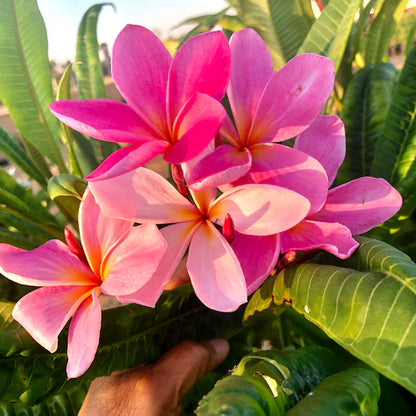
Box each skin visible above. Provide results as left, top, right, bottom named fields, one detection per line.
left=78, top=339, right=229, bottom=416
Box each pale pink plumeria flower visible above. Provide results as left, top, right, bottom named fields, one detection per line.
left=188, top=28, right=332, bottom=217
left=280, top=115, right=402, bottom=258
left=0, top=189, right=167, bottom=378
left=89, top=167, right=311, bottom=312
left=50, top=25, right=231, bottom=181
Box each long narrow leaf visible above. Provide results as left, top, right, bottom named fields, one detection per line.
left=364, top=0, right=408, bottom=65
left=0, top=128, right=46, bottom=187
left=0, top=0, right=66, bottom=171
left=267, top=0, right=315, bottom=62
left=338, top=62, right=397, bottom=182
left=298, top=0, right=362, bottom=73
left=371, top=46, right=416, bottom=224
left=75, top=3, right=114, bottom=100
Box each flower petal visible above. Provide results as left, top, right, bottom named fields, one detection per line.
left=295, top=115, right=345, bottom=186
left=66, top=287, right=101, bottom=378
left=310, top=177, right=402, bottom=234
left=0, top=240, right=98, bottom=287
left=117, top=221, right=198, bottom=307
left=188, top=145, right=252, bottom=191
left=228, top=28, right=273, bottom=142
left=168, top=31, right=230, bottom=124
left=209, top=184, right=310, bottom=235
left=249, top=53, right=335, bottom=144
left=100, top=224, right=167, bottom=296
left=280, top=219, right=359, bottom=259
left=12, top=285, right=94, bottom=352
left=231, top=232, right=280, bottom=294
left=112, top=25, right=172, bottom=137
left=164, top=93, right=225, bottom=163
left=235, top=143, right=328, bottom=214
left=49, top=99, right=158, bottom=143
left=79, top=189, right=133, bottom=277
left=187, top=221, right=247, bottom=312
left=90, top=167, right=201, bottom=223
left=85, top=141, right=170, bottom=182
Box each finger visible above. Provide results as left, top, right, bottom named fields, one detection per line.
left=153, top=339, right=229, bottom=395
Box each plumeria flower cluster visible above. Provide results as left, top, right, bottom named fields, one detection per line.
left=0, top=26, right=402, bottom=378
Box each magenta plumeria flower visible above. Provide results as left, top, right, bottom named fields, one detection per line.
left=89, top=167, right=311, bottom=312
left=50, top=25, right=231, bottom=181
left=187, top=28, right=332, bottom=215
left=280, top=115, right=402, bottom=258
left=0, top=189, right=166, bottom=378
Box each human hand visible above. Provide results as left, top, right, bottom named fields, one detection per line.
left=78, top=339, right=229, bottom=416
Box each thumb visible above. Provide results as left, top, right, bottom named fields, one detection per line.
left=153, top=339, right=229, bottom=396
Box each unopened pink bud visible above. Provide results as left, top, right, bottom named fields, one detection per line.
left=171, top=164, right=189, bottom=197
left=64, top=227, right=88, bottom=264
left=222, top=213, right=235, bottom=244
left=277, top=250, right=297, bottom=270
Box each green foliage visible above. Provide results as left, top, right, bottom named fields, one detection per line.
left=0, top=128, right=46, bottom=187
left=338, top=62, right=397, bottom=182
left=0, top=168, right=62, bottom=243
left=298, top=0, right=361, bottom=73
left=364, top=0, right=408, bottom=65
left=285, top=367, right=380, bottom=416
left=371, top=46, right=416, bottom=226
left=246, top=237, right=416, bottom=395
left=0, top=285, right=244, bottom=409
left=226, top=0, right=286, bottom=68
left=74, top=3, right=118, bottom=164
left=197, top=345, right=379, bottom=415
left=0, top=0, right=65, bottom=171
left=47, top=174, right=87, bottom=221
left=75, top=3, right=113, bottom=100
left=266, top=0, right=315, bottom=62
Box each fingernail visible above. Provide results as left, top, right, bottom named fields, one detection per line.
left=204, top=339, right=229, bottom=358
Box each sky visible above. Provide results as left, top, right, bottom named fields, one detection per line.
left=38, top=0, right=229, bottom=62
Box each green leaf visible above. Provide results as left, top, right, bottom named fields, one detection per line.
left=285, top=367, right=380, bottom=416
left=48, top=174, right=87, bottom=221
left=364, top=0, right=408, bottom=65
left=0, top=169, right=58, bottom=226
left=21, top=137, right=53, bottom=181
left=370, top=46, right=416, bottom=225
left=246, top=237, right=416, bottom=395
left=0, top=210, right=56, bottom=243
left=56, top=64, right=83, bottom=178
left=0, top=227, right=43, bottom=250
left=405, top=18, right=416, bottom=57
left=298, top=0, right=362, bottom=73
left=226, top=0, right=285, bottom=68
left=0, top=0, right=66, bottom=171
left=0, top=381, right=89, bottom=416
left=75, top=3, right=114, bottom=100
left=196, top=345, right=344, bottom=415
left=337, top=62, right=397, bottom=182
left=0, top=301, right=39, bottom=357
left=56, top=64, right=98, bottom=177
left=0, top=128, right=46, bottom=187
left=0, top=285, right=244, bottom=406
left=267, top=0, right=315, bottom=62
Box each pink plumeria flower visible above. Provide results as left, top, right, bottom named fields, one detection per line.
left=188, top=28, right=332, bottom=216
left=280, top=115, right=402, bottom=258
left=89, top=167, right=311, bottom=312
left=0, top=189, right=166, bottom=378
left=50, top=25, right=230, bottom=181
